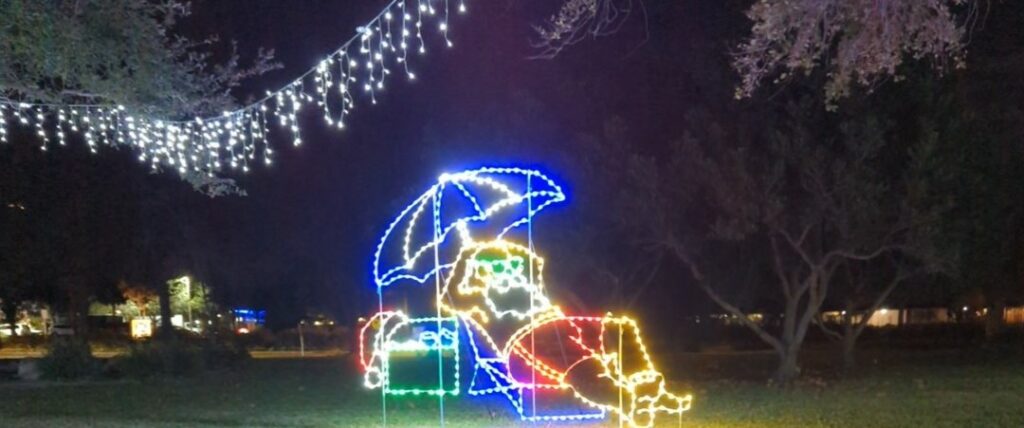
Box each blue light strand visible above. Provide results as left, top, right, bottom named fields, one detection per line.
left=373, top=167, right=566, bottom=288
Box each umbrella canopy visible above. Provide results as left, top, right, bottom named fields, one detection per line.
left=372, top=167, right=565, bottom=289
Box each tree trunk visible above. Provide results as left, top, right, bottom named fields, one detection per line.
left=773, top=296, right=803, bottom=385
left=985, top=299, right=1005, bottom=341
left=67, top=284, right=89, bottom=337
left=774, top=346, right=800, bottom=385
left=158, top=282, right=173, bottom=340
left=838, top=311, right=858, bottom=372
left=1, top=302, right=18, bottom=339
left=841, top=332, right=857, bottom=371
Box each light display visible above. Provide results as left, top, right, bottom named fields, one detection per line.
left=360, top=166, right=692, bottom=427
left=0, top=0, right=467, bottom=176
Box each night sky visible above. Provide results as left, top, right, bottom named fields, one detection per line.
left=5, top=1, right=1022, bottom=337
left=158, top=0, right=742, bottom=327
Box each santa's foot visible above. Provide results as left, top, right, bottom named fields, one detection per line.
left=625, top=374, right=692, bottom=427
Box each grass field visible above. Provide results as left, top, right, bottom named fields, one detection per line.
left=0, top=351, right=1021, bottom=427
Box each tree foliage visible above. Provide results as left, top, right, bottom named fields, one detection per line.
left=549, top=118, right=669, bottom=313
left=0, top=0, right=277, bottom=194
left=732, top=0, right=972, bottom=107
left=120, top=282, right=159, bottom=317
left=0, top=0, right=276, bottom=118
left=542, top=0, right=973, bottom=108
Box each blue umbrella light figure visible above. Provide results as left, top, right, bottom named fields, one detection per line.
left=361, top=166, right=693, bottom=426
left=372, top=167, right=566, bottom=289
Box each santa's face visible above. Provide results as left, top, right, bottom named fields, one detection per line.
left=469, top=254, right=552, bottom=320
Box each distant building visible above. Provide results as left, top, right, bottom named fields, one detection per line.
left=232, top=308, right=266, bottom=333
left=865, top=308, right=901, bottom=327
left=903, top=308, right=952, bottom=324
left=820, top=307, right=951, bottom=327
left=1001, top=306, right=1024, bottom=324
left=707, top=305, right=1024, bottom=328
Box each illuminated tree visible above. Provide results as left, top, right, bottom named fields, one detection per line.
left=169, top=276, right=212, bottom=324
left=732, top=0, right=973, bottom=108
left=120, top=283, right=159, bottom=318
left=542, top=0, right=973, bottom=108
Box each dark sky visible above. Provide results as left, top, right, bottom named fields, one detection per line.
left=8, top=1, right=1022, bottom=332
left=163, top=0, right=747, bottom=325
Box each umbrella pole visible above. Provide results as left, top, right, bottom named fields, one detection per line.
left=378, top=285, right=387, bottom=427
left=433, top=189, right=447, bottom=427
left=528, top=173, right=538, bottom=420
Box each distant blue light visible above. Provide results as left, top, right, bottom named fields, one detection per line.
left=232, top=308, right=266, bottom=325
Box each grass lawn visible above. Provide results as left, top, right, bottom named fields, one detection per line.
left=0, top=352, right=1021, bottom=427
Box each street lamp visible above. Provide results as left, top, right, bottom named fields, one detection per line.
left=170, top=275, right=193, bottom=327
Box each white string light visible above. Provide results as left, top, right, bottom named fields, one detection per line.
left=0, top=0, right=466, bottom=177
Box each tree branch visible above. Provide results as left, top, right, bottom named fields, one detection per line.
left=824, top=244, right=901, bottom=264
left=779, top=227, right=818, bottom=270
left=59, top=89, right=110, bottom=100
left=624, top=251, right=664, bottom=310
left=850, top=267, right=918, bottom=338
left=796, top=271, right=830, bottom=345
left=769, top=235, right=794, bottom=300
left=664, top=239, right=785, bottom=354
left=813, top=312, right=844, bottom=341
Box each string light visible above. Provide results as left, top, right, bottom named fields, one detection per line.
left=0, top=0, right=467, bottom=177
left=361, top=167, right=692, bottom=427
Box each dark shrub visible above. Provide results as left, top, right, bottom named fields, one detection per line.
left=88, top=328, right=132, bottom=351
left=200, top=339, right=250, bottom=369
left=4, top=334, right=47, bottom=350
left=113, top=341, right=203, bottom=378
left=237, top=326, right=351, bottom=351
left=112, top=338, right=248, bottom=378
left=38, top=338, right=99, bottom=380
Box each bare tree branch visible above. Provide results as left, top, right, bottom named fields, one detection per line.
left=849, top=266, right=919, bottom=338
left=813, top=312, right=844, bottom=341
left=531, top=0, right=641, bottom=59
left=824, top=244, right=902, bottom=264
left=623, top=250, right=664, bottom=310
left=663, top=238, right=785, bottom=355
left=769, top=235, right=794, bottom=299
left=779, top=227, right=818, bottom=270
